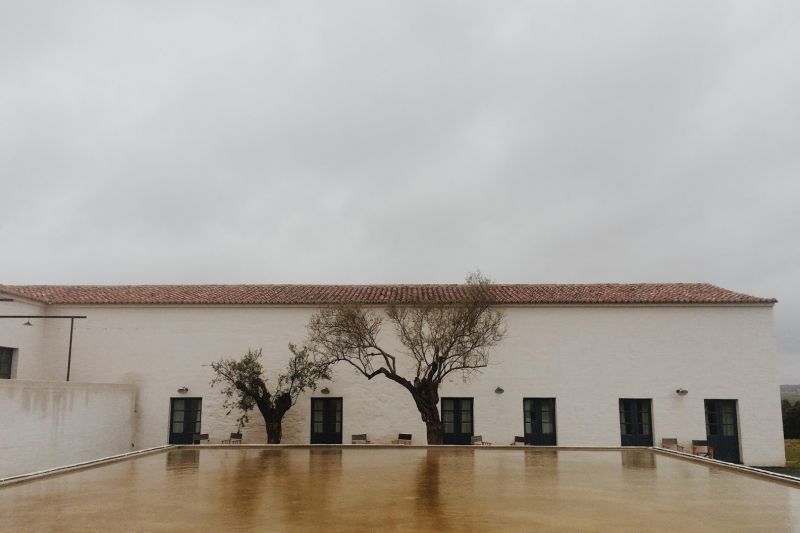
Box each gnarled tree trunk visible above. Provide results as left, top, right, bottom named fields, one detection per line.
left=258, top=394, right=292, bottom=444
left=265, top=418, right=283, bottom=444
left=425, top=418, right=443, bottom=445
left=411, top=385, right=443, bottom=445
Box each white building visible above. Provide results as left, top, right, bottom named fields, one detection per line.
left=0, top=282, right=785, bottom=476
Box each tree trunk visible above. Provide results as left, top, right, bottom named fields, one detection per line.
left=257, top=394, right=292, bottom=444
left=425, top=419, right=443, bottom=445
left=266, top=418, right=283, bottom=444
left=257, top=398, right=288, bottom=444
left=411, top=385, right=443, bottom=445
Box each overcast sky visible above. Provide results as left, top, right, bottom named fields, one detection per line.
left=1, top=2, right=798, bottom=380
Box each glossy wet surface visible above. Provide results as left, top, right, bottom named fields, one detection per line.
left=1, top=448, right=798, bottom=532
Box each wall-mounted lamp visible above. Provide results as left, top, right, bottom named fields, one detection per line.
left=495, top=387, right=505, bottom=394
left=23, top=320, right=33, bottom=326
left=177, top=386, right=189, bottom=394
left=675, top=388, right=688, bottom=396
left=320, top=387, right=330, bottom=395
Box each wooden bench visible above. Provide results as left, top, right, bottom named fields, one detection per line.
left=471, top=435, right=492, bottom=446
left=692, top=440, right=714, bottom=459
left=351, top=434, right=370, bottom=444
left=221, top=432, right=242, bottom=444
left=660, top=437, right=684, bottom=452
left=392, top=433, right=412, bottom=445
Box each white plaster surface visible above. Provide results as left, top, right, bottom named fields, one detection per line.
left=0, top=299, right=48, bottom=380
left=0, top=380, right=136, bottom=478
left=0, top=294, right=786, bottom=467
left=0, top=302, right=779, bottom=466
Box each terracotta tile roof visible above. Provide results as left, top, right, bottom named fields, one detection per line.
left=0, top=283, right=776, bottom=306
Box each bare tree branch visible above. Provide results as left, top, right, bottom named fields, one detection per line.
left=305, top=271, right=507, bottom=444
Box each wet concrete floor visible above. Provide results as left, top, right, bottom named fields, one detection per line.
left=1, top=448, right=798, bottom=532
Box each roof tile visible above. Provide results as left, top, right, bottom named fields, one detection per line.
left=0, top=283, right=776, bottom=305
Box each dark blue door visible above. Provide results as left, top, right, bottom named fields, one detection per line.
left=310, top=398, right=342, bottom=444
left=524, top=398, right=557, bottom=445
left=442, top=398, right=473, bottom=444
left=0, top=347, right=13, bottom=379
left=705, top=399, right=740, bottom=463
left=619, top=398, right=653, bottom=446
left=169, top=398, right=202, bottom=445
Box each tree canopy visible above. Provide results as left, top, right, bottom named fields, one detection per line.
left=210, top=344, right=331, bottom=443
left=306, top=272, right=506, bottom=443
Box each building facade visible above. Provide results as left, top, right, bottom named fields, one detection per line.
left=0, top=283, right=785, bottom=467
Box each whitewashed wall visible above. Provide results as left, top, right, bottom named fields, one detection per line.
left=0, top=298, right=48, bottom=380
left=0, top=380, right=136, bottom=478
left=29, top=303, right=783, bottom=466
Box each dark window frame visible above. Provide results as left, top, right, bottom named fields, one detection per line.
left=0, top=346, right=15, bottom=379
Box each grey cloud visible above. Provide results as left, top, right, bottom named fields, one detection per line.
left=1, top=1, right=798, bottom=379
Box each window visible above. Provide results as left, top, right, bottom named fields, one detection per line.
left=312, top=401, right=324, bottom=433
left=0, top=347, right=14, bottom=379
left=721, top=404, right=736, bottom=437
left=443, top=400, right=455, bottom=434
left=524, top=399, right=532, bottom=435
left=172, top=399, right=186, bottom=434
left=706, top=399, right=737, bottom=437
left=460, top=398, right=472, bottom=433
left=541, top=401, right=555, bottom=435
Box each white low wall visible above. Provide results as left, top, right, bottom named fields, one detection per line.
left=0, top=380, right=136, bottom=478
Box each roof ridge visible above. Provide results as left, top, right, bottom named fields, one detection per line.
left=0, top=283, right=777, bottom=305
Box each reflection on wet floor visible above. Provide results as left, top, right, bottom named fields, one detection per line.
left=1, top=448, right=798, bottom=532
left=165, top=448, right=200, bottom=471
left=621, top=448, right=656, bottom=469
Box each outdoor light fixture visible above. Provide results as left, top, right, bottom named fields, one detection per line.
left=676, top=388, right=688, bottom=396
left=177, top=386, right=189, bottom=394
left=321, top=387, right=330, bottom=395
left=23, top=319, right=33, bottom=326
left=495, top=387, right=505, bottom=394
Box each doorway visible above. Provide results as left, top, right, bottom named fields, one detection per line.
left=169, top=397, right=202, bottom=445
left=442, top=397, right=474, bottom=444
left=705, top=399, right=741, bottom=463
left=524, top=398, right=557, bottom=445
left=310, top=397, right=343, bottom=444
left=619, top=398, right=653, bottom=446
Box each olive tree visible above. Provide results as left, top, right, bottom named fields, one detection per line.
left=210, top=345, right=331, bottom=444
left=306, top=272, right=506, bottom=444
